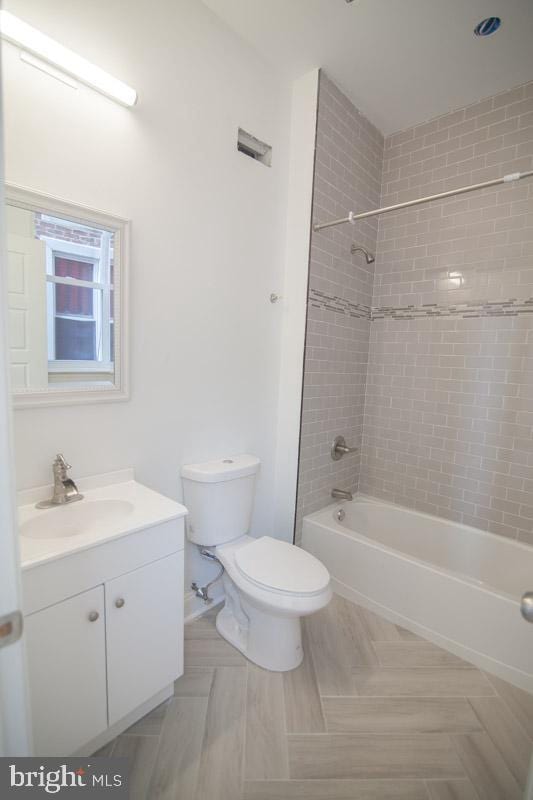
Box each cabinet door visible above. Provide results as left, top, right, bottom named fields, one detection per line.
left=25, top=585, right=107, bottom=755
left=106, top=552, right=184, bottom=725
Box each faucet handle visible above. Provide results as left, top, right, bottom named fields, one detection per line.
left=331, top=435, right=358, bottom=461
left=35, top=454, right=82, bottom=508
left=54, top=453, right=71, bottom=470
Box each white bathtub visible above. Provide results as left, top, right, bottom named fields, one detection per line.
left=302, top=495, right=533, bottom=693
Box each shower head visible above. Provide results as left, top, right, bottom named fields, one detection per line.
left=350, top=244, right=375, bottom=264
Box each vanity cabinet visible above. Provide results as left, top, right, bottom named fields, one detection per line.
left=106, top=553, right=183, bottom=725
left=21, top=510, right=185, bottom=757
left=25, top=585, right=108, bottom=755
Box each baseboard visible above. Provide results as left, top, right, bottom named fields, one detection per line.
left=184, top=587, right=224, bottom=623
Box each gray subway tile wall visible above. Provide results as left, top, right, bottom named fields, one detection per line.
left=360, top=81, right=533, bottom=543
left=296, top=74, right=533, bottom=544
left=373, top=82, right=533, bottom=309
left=295, top=74, right=383, bottom=542
left=360, top=314, right=533, bottom=543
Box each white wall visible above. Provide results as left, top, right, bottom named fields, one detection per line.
left=273, top=69, right=319, bottom=538
left=0, top=53, right=32, bottom=754
left=2, top=0, right=295, bottom=610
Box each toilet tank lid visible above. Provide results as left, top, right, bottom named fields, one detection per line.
left=181, top=454, right=260, bottom=483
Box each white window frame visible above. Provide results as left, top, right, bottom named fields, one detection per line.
left=6, top=183, right=129, bottom=409
left=42, top=235, right=114, bottom=374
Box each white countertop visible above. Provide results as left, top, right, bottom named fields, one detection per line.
left=18, top=469, right=187, bottom=570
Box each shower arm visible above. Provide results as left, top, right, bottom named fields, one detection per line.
left=313, top=170, right=533, bottom=233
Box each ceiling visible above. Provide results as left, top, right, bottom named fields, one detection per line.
left=202, top=0, right=533, bottom=135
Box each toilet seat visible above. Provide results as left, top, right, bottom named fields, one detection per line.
left=215, top=534, right=332, bottom=670
left=216, top=535, right=332, bottom=619
left=234, top=536, right=330, bottom=596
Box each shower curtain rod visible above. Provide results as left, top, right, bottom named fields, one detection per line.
left=313, top=169, right=533, bottom=232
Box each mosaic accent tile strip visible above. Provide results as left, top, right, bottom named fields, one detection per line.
left=308, top=288, right=371, bottom=320
left=372, top=297, right=533, bottom=320
left=309, top=288, right=533, bottom=322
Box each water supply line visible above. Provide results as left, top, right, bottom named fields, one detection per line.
left=191, top=548, right=225, bottom=603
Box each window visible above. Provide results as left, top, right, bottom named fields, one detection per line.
left=6, top=184, right=129, bottom=407
left=41, top=222, right=114, bottom=374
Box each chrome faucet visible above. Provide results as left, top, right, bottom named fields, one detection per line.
left=36, top=454, right=84, bottom=509
left=331, top=488, right=353, bottom=501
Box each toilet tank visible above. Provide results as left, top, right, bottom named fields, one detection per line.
left=181, top=455, right=260, bottom=546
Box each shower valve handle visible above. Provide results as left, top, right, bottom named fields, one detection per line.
left=520, top=592, right=533, bottom=623
left=331, top=435, right=358, bottom=461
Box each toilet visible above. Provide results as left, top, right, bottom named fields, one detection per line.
left=181, top=454, right=332, bottom=671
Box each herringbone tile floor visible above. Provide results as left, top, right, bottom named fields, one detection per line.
left=96, top=595, right=533, bottom=799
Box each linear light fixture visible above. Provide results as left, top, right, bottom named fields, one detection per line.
left=0, top=10, right=137, bottom=107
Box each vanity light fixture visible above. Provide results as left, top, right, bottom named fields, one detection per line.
left=0, top=11, right=137, bottom=107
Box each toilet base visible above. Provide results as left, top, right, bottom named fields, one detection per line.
left=215, top=596, right=304, bottom=672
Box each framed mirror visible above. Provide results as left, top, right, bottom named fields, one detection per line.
left=5, top=185, right=129, bottom=407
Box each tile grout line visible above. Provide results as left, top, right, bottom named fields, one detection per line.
left=304, top=621, right=329, bottom=731
left=244, top=778, right=435, bottom=781
left=369, top=638, right=383, bottom=668
left=351, top=664, right=492, bottom=669
left=320, top=694, right=495, bottom=699
left=447, top=732, right=484, bottom=800
left=123, top=704, right=167, bottom=799
left=285, top=731, right=483, bottom=738
left=484, top=674, right=533, bottom=743
left=465, top=693, right=532, bottom=790
left=145, top=704, right=167, bottom=798
left=279, top=644, right=292, bottom=779
left=193, top=666, right=217, bottom=800
left=240, top=661, right=250, bottom=799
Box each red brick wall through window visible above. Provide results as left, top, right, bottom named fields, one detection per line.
left=54, top=258, right=94, bottom=317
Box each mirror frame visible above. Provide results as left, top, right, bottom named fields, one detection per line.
left=5, top=184, right=130, bottom=408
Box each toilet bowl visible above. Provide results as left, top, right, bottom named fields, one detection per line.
left=181, top=455, right=332, bottom=671
left=215, top=534, right=331, bottom=671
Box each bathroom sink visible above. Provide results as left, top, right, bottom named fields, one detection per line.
left=21, top=499, right=135, bottom=540
left=18, top=470, right=188, bottom=570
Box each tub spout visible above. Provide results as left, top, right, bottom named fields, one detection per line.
left=331, top=488, right=353, bottom=501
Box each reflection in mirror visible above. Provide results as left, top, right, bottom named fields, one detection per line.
left=5, top=187, right=128, bottom=407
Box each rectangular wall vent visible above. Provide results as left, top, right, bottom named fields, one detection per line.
left=237, top=128, right=272, bottom=167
